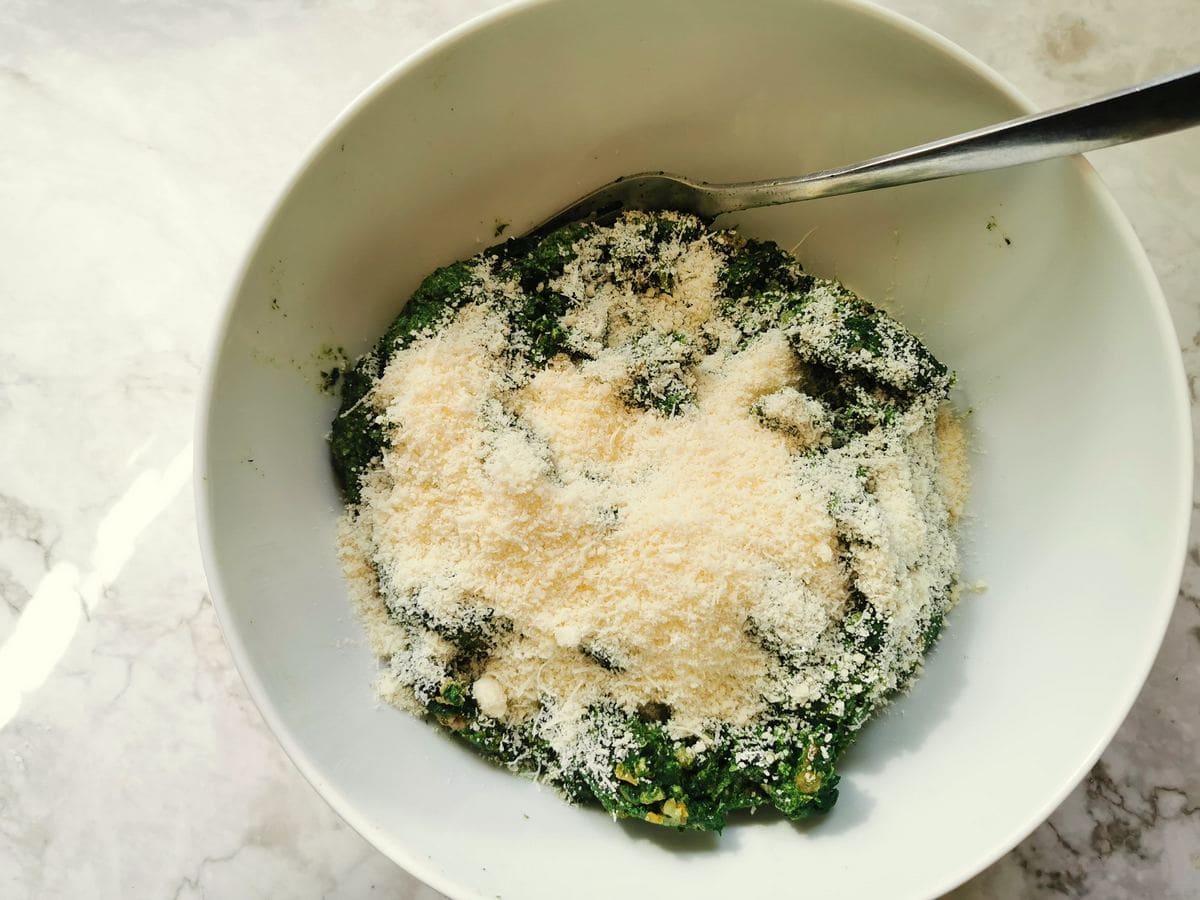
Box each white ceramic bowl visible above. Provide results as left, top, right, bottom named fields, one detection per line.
left=196, top=1, right=1191, bottom=897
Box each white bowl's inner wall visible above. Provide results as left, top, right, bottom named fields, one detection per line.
left=201, top=1, right=1188, bottom=898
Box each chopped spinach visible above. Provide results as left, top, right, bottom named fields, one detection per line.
left=330, top=211, right=957, bottom=831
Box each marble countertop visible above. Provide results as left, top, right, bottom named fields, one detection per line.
left=1, top=1, right=1197, bottom=897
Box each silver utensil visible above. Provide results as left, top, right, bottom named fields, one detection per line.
left=529, top=65, right=1200, bottom=235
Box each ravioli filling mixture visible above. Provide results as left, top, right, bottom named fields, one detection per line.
left=332, top=211, right=968, bottom=832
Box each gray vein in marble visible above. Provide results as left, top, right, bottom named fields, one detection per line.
left=0, top=576, right=26, bottom=615
left=0, top=493, right=59, bottom=571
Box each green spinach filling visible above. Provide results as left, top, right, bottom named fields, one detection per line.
left=332, top=212, right=958, bottom=832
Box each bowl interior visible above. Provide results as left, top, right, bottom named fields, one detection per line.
left=198, top=1, right=1190, bottom=897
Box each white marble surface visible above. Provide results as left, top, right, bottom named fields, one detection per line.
left=0, top=1, right=1197, bottom=897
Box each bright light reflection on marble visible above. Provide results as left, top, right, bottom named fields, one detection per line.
left=0, top=444, right=190, bottom=729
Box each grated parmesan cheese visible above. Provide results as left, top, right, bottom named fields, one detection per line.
left=333, top=211, right=969, bottom=829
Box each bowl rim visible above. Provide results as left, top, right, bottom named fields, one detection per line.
left=194, top=0, right=1193, bottom=897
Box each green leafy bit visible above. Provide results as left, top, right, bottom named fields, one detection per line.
left=329, top=360, right=386, bottom=502
left=377, top=261, right=476, bottom=366
left=512, top=289, right=575, bottom=364
left=785, top=284, right=950, bottom=398
left=582, top=713, right=839, bottom=832
left=719, top=235, right=812, bottom=299
left=624, top=330, right=699, bottom=415
left=492, top=222, right=593, bottom=293
left=595, top=214, right=704, bottom=292
left=329, top=400, right=387, bottom=503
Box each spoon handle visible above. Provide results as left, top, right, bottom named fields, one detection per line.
left=714, top=65, right=1200, bottom=212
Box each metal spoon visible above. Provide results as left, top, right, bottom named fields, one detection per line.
left=529, top=65, right=1200, bottom=235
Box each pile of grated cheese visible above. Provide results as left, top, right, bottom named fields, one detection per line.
left=335, top=211, right=968, bottom=820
